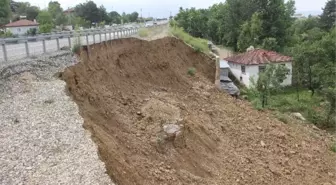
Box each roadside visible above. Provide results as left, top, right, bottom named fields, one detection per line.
left=0, top=52, right=113, bottom=185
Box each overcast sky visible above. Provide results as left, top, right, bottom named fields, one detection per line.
left=21, top=0, right=328, bottom=18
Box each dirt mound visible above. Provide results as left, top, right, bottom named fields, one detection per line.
left=63, top=37, right=335, bottom=185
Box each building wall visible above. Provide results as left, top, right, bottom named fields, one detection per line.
left=228, top=62, right=292, bottom=87
left=6, top=26, right=39, bottom=35
left=228, top=62, right=250, bottom=86
left=248, top=62, right=292, bottom=87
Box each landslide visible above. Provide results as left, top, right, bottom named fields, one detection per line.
left=62, top=37, right=335, bottom=185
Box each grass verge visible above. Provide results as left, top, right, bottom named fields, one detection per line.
left=138, top=28, right=149, bottom=37
left=169, top=26, right=209, bottom=53
left=242, top=86, right=333, bottom=128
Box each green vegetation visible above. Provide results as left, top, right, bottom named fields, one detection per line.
left=72, top=25, right=81, bottom=54
left=0, top=30, right=13, bottom=38
left=187, top=67, right=196, bottom=76
left=174, top=0, right=335, bottom=129
left=330, top=143, right=336, bottom=153
left=138, top=28, right=149, bottom=37
left=169, top=25, right=209, bottom=53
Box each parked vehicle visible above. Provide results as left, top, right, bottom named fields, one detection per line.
left=220, top=76, right=240, bottom=97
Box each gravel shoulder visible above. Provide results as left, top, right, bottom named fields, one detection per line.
left=0, top=52, right=113, bottom=185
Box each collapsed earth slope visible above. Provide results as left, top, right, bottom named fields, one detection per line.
left=63, top=37, right=335, bottom=185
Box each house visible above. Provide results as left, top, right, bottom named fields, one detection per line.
left=4, top=19, right=39, bottom=35
left=224, top=48, right=292, bottom=87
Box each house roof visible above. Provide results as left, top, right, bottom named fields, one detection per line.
left=224, top=49, right=292, bottom=65
left=5, top=19, right=39, bottom=27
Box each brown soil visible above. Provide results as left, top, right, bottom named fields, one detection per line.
left=62, top=37, right=336, bottom=185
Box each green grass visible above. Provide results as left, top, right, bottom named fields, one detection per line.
left=138, top=28, right=149, bottom=37
left=242, top=87, right=331, bottom=128
left=330, top=143, right=336, bottom=153
left=187, top=67, right=196, bottom=76
left=169, top=27, right=209, bottom=53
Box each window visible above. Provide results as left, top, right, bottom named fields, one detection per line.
left=241, top=65, right=246, bottom=74
left=280, top=64, right=285, bottom=67
left=259, top=66, right=266, bottom=73
left=17, top=28, right=21, bottom=32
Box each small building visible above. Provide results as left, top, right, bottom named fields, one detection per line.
left=224, top=48, right=292, bottom=87
left=4, top=19, right=39, bottom=35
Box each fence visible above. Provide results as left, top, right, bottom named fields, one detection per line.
left=0, top=26, right=142, bottom=62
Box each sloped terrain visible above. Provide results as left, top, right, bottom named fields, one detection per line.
left=62, top=37, right=335, bottom=185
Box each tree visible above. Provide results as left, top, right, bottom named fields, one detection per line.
left=320, top=0, right=336, bottom=30
left=0, top=0, right=11, bottom=25
left=48, top=1, right=63, bottom=19
left=16, top=2, right=30, bottom=15
left=75, top=1, right=100, bottom=24
left=26, top=6, right=39, bottom=20
left=129, top=12, right=139, bottom=22
left=37, top=11, right=53, bottom=33
left=98, top=5, right=110, bottom=24
left=55, top=13, right=68, bottom=26
left=253, top=64, right=290, bottom=107
left=109, top=11, right=121, bottom=24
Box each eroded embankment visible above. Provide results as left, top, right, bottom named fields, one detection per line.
left=63, top=37, right=335, bottom=185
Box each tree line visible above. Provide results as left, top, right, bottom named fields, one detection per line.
left=0, top=0, right=143, bottom=33
left=173, top=0, right=335, bottom=128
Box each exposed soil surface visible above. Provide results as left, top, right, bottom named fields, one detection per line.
left=63, top=37, right=335, bottom=185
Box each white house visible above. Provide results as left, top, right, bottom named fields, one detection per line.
left=4, top=19, right=39, bottom=35
left=224, top=48, right=292, bottom=87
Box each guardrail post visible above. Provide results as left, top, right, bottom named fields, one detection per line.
left=68, top=36, right=71, bottom=48
left=24, top=40, right=29, bottom=57
left=42, top=39, right=46, bottom=53
left=99, top=33, right=102, bottom=43
left=1, top=42, right=8, bottom=62
left=93, top=33, right=96, bottom=44
left=86, top=34, right=89, bottom=45
left=56, top=38, right=60, bottom=50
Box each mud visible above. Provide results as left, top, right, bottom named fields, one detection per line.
left=63, top=37, right=335, bottom=185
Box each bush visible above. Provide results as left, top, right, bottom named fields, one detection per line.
left=169, top=27, right=209, bottom=53
left=39, top=24, right=53, bottom=33
left=138, top=28, right=149, bottom=37
left=27, top=28, right=37, bottom=36
left=330, top=143, right=336, bottom=153
left=0, top=30, right=13, bottom=38
left=187, top=67, right=196, bottom=76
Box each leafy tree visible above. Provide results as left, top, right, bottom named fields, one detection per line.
left=16, top=2, right=30, bottom=15
left=55, top=13, right=68, bottom=26
left=320, top=0, right=336, bottom=30
left=37, top=11, right=53, bottom=32
left=98, top=5, right=110, bottom=24
left=253, top=64, right=290, bottom=107
left=109, top=11, right=121, bottom=24
left=0, top=0, right=11, bottom=25
left=48, top=1, right=63, bottom=19
left=26, top=6, right=39, bottom=20
left=129, top=12, right=139, bottom=22
left=75, top=1, right=100, bottom=24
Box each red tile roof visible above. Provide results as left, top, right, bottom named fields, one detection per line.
left=224, top=49, right=292, bottom=65
left=4, top=20, right=39, bottom=27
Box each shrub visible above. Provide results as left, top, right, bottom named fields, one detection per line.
left=138, top=28, right=149, bottom=37
left=72, top=25, right=81, bottom=54
left=39, top=24, right=53, bottom=33
left=330, top=143, right=336, bottom=153
left=187, top=67, right=196, bottom=76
